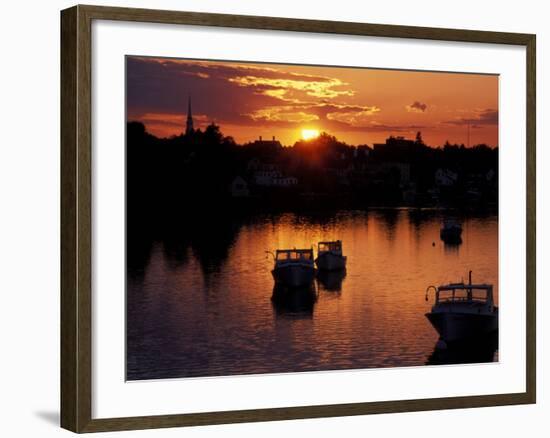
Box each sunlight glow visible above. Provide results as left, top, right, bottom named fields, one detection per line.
left=301, top=129, right=320, bottom=140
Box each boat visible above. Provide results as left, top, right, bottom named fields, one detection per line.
left=425, top=271, right=498, bottom=343
left=269, top=248, right=316, bottom=288
left=440, top=219, right=462, bottom=243
left=315, top=240, right=347, bottom=271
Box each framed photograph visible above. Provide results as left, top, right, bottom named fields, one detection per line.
left=60, top=4, right=536, bottom=433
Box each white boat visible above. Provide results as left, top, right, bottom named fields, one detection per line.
left=440, top=219, right=462, bottom=243
left=425, top=271, right=498, bottom=343
left=315, top=240, right=347, bottom=271
left=270, top=249, right=316, bottom=288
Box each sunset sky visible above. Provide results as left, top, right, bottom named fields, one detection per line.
left=126, top=56, right=498, bottom=147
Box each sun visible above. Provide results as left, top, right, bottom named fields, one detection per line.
left=301, top=129, right=320, bottom=141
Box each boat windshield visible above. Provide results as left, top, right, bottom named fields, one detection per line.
left=318, top=241, right=342, bottom=252
left=437, top=287, right=491, bottom=304
left=276, top=250, right=313, bottom=261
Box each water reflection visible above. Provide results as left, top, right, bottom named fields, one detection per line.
left=190, top=218, right=242, bottom=277
left=271, top=283, right=318, bottom=318
left=161, top=232, right=191, bottom=271
left=408, top=208, right=433, bottom=229
left=127, top=208, right=499, bottom=380
left=443, top=240, right=462, bottom=254
left=426, top=332, right=499, bottom=365
left=375, top=208, right=400, bottom=240
left=317, top=269, right=347, bottom=292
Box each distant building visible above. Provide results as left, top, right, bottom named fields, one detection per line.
left=327, top=165, right=354, bottom=185
left=185, top=96, right=194, bottom=135
left=486, top=169, right=496, bottom=182
left=253, top=163, right=298, bottom=187
left=355, top=144, right=372, bottom=158
left=254, top=168, right=283, bottom=186
left=230, top=176, right=250, bottom=197
left=249, top=135, right=282, bottom=150
left=381, top=162, right=411, bottom=186
left=246, top=158, right=262, bottom=172
left=435, top=168, right=459, bottom=187
left=402, top=182, right=418, bottom=204
left=373, top=136, right=417, bottom=161
left=272, top=176, right=298, bottom=187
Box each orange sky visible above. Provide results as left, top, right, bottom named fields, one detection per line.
left=127, top=56, right=498, bottom=147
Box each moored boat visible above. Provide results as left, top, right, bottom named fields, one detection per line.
left=270, top=248, right=316, bottom=288
left=425, top=271, right=498, bottom=343
left=315, top=240, right=347, bottom=271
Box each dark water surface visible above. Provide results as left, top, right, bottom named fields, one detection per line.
left=127, top=209, right=498, bottom=380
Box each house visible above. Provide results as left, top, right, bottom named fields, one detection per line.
left=373, top=136, right=417, bottom=161
left=327, top=164, right=354, bottom=185
left=252, top=163, right=298, bottom=187
left=230, top=176, right=250, bottom=197
left=254, top=168, right=283, bottom=186
left=380, top=162, right=411, bottom=186
left=246, top=157, right=262, bottom=172
left=248, top=135, right=283, bottom=151
left=435, top=168, right=458, bottom=187
left=272, top=176, right=298, bottom=187
left=355, top=144, right=372, bottom=159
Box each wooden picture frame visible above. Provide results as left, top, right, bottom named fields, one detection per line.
left=61, top=4, right=536, bottom=433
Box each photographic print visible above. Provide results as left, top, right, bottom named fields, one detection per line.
left=126, top=56, right=499, bottom=381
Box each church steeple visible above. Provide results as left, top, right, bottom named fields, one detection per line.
left=185, top=96, right=194, bottom=135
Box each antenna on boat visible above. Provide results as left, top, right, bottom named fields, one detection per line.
left=467, top=270, right=473, bottom=300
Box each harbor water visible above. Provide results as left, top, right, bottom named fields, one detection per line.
left=127, top=208, right=498, bottom=380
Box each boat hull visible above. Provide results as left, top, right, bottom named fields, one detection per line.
left=426, top=311, right=498, bottom=343
left=315, top=253, right=347, bottom=271
left=272, top=265, right=316, bottom=288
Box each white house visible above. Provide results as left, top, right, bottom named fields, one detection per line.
left=254, top=169, right=283, bottom=186
left=272, top=176, right=298, bottom=187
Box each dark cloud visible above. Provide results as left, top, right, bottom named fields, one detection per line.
left=126, top=57, right=380, bottom=134
left=126, top=57, right=433, bottom=140
left=344, top=122, right=427, bottom=133
left=444, top=109, right=498, bottom=126
left=150, top=57, right=338, bottom=84
left=127, top=57, right=277, bottom=127
left=406, top=101, right=428, bottom=113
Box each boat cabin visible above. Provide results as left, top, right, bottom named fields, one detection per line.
left=317, top=241, right=342, bottom=254
left=428, top=282, right=495, bottom=311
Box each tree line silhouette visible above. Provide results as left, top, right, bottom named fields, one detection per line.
left=127, top=121, right=497, bottom=220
